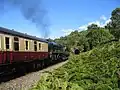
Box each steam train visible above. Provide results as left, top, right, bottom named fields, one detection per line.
left=0, top=27, right=69, bottom=75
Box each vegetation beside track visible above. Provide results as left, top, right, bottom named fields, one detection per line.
left=31, top=41, right=120, bottom=90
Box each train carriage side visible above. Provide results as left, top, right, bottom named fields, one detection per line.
left=11, top=37, right=48, bottom=63
left=0, top=28, right=49, bottom=66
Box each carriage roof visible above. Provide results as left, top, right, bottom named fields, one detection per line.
left=0, top=27, right=48, bottom=43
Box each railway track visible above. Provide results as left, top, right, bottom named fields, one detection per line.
left=0, top=60, right=68, bottom=90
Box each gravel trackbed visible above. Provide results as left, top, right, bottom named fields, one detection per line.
left=0, top=61, right=68, bottom=90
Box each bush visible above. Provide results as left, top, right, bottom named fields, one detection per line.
left=86, top=29, right=114, bottom=49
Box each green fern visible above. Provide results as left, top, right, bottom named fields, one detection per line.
left=31, top=42, right=120, bottom=90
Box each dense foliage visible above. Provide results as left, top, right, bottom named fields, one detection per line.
left=31, top=41, right=120, bottom=90
left=55, top=29, right=114, bottom=52
left=87, top=24, right=99, bottom=30
left=86, top=29, right=113, bottom=49
left=106, top=8, right=120, bottom=40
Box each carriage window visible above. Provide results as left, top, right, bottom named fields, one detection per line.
left=5, top=37, right=9, bottom=49
left=34, top=41, right=37, bottom=51
left=39, top=43, right=41, bottom=50
left=14, top=37, right=18, bottom=41
left=25, top=41, right=28, bottom=50
left=14, top=37, right=19, bottom=51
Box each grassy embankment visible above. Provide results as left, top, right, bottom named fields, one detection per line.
left=31, top=41, right=120, bottom=90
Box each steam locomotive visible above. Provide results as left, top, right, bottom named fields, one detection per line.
left=0, top=27, right=69, bottom=75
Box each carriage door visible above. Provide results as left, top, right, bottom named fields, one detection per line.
left=5, top=37, right=10, bottom=63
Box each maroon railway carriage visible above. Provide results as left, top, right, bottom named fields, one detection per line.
left=0, top=27, right=49, bottom=66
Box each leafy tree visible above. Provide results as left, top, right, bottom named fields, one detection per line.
left=75, top=31, right=90, bottom=52
left=54, top=30, right=82, bottom=52
left=54, top=28, right=113, bottom=52
left=86, top=29, right=113, bottom=49
left=109, top=8, right=120, bottom=40
left=105, top=21, right=112, bottom=30
left=87, top=24, right=99, bottom=30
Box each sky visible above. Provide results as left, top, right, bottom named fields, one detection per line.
left=0, top=0, right=119, bottom=39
